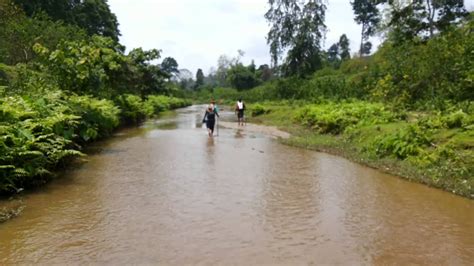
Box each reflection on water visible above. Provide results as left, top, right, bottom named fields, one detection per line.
left=234, top=129, right=245, bottom=138
left=0, top=105, right=473, bottom=265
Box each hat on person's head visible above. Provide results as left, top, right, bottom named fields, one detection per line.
left=238, top=97, right=242, bottom=101
left=211, top=99, right=216, bottom=103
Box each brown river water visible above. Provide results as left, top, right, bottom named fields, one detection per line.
left=1, top=105, right=473, bottom=265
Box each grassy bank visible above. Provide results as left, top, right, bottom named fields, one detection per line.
left=247, top=100, right=473, bottom=199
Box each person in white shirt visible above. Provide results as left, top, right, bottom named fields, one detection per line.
left=235, top=97, right=246, bottom=126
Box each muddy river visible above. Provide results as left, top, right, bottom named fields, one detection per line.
left=1, top=105, right=473, bottom=264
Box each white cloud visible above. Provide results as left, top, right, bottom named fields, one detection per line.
left=108, top=0, right=383, bottom=76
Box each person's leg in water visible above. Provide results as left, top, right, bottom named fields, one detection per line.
left=238, top=110, right=244, bottom=126
left=207, top=120, right=215, bottom=137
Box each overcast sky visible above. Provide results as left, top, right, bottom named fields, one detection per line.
left=108, top=0, right=474, bottom=76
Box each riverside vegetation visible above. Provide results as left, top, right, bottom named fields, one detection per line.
left=0, top=0, right=190, bottom=197
left=193, top=9, right=473, bottom=198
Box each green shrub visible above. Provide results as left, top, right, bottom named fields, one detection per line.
left=250, top=104, right=271, bottom=117
left=115, top=94, right=152, bottom=124
left=68, top=95, right=120, bottom=141
left=295, top=101, right=401, bottom=134
left=373, top=124, right=431, bottom=159
left=0, top=92, right=84, bottom=193
left=145, top=95, right=190, bottom=114
left=443, top=110, right=471, bottom=129
left=145, top=95, right=171, bottom=113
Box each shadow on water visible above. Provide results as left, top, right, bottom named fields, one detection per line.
left=234, top=129, right=245, bottom=138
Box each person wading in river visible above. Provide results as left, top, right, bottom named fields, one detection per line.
left=202, top=105, right=219, bottom=137
left=235, top=97, right=246, bottom=126
left=210, top=99, right=220, bottom=136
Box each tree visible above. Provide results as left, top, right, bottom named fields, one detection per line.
left=125, top=48, right=169, bottom=97
left=351, top=0, right=381, bottom=56
left=13, top=0, right=75, bottom=20
left=33, top=36, right=127, bottom=97
left=13, top=0, right=120, bottom=42
left=175, top=68, right=192, bottom=81
left=257, top=64, right=273, bottom=82
left=161, top=57, right=179, bottom=78
left=227, top=63, right=260, bottom=90
left=325, top=34, right=351, bottom=69
left=74, top=0, right=120, bottom=42
left=327, top=43, right=340, bottom=66
left=428, top=0, right=468, bottom=35
left=214, top=51, right=245, bottom=86
left=174, top=68, right=194, bottom=90
left=248, top=59, right=256, bottom=74
left=0, top=0, right=86, bottom=64
left=265, top=0, right=326, bottom=77
left=361, top=41, right=372, bottom=55
left=338, top=34, right=351, bottom=60
left=195, top=68, right=204, bottom=90
left=385, top=1, right=429, bottom=43
left=381, top=0, right=468, bottom=43
left=216, top=54, right=233, bottom=86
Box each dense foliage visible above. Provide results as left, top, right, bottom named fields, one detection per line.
left=12, top=0, right=120, bottom=42
left=295, top=101, right=402, bottom=134
left=0, top=0, right=191, bottom=195
left=0, top=91, right=189, bottom=193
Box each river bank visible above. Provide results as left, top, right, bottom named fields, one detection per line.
left=244, top=101, right=473, bottom=199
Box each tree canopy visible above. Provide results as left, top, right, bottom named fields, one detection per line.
left=265, top=0, right=327, bottom=77
left=381, top=0, right=468, bottom=43
left=13, top=0, right=120, bottom=41
left=351, top=0, right=381, bottom=56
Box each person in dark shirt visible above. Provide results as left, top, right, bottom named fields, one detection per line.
left=202, top=105, right=219, bottom=137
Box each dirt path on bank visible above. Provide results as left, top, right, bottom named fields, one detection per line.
left=218, top=121, right=291, bottom=139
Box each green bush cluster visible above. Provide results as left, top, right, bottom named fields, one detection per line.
left=146, top=95, right=191, bottom=113
left=250, top=104, right=271, bottom=117
left=1, top=92, right=86, bottom=192
left=415, top=109, right=473, bottom=130
left=68, top=95, right=120, bottom=141
left=372, top=107, right=473, bottom=159
left=295, top=101, right=401, bottom=134
left=423, top=143, right=473, bottom=189
left=443, top=110, right=473, bottom=129
left=370, top=109, right=473, bottom=189
left=115, top=94, right=152, bottom=124
left=373, top=124, right=431, bottom=159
